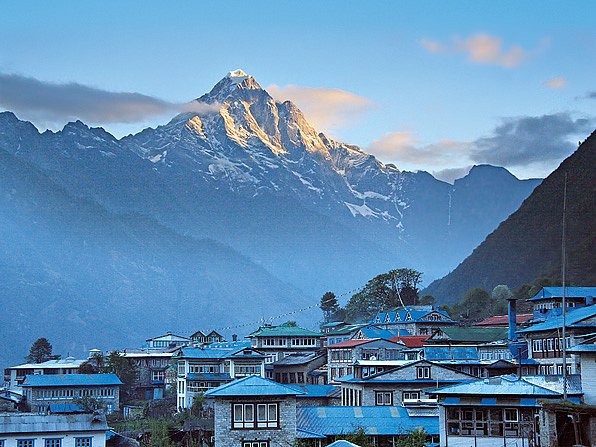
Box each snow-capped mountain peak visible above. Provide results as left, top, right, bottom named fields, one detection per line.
left=200, top=70, right=263, bottom=103
left=226, top=69, right=249, bottom=79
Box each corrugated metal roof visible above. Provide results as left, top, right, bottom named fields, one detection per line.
left=186, top=373, right=231, bottom=381
left=7, top=358, right=86, bottom=370
left=371, top=307, right=454, bottom=325
left=434, top=374, right=582, bottom=397
left=528, top=287, right=596, bottom=301
left=288, top=384, right=340, bottom=398
left=48, top=403, right=85, bottom=414
left=296, top=406, right=439, bottom=437
left=174, top=346, right=264, bottom=360
left=326, top=324, right=366, bottom=336
left=518, top=305, right=596, bottom=333
left=473, top=314, right=533, bottom=327
left=433, top=327, right=508, bottom=343
left=204, top=375, right=305, bottom=397
left=22, top=374, right=122, bottom=387
left=424, top=346, right=479, bottom=360
left=327, top=441, right=363, bottom=447
left=356, top=326, right=409, bottom=339
left=273, top=353, right=324, bottom=366
left=249, top=324, right=323, bottom=337
left=389, top=335, right=429, bottom=348
left=0, top=413, right=108, bottom=433
left=568, top=344, right=596, bottom=353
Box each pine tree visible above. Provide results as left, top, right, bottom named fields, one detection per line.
left=27, top=338, right=53, bottom=363
left=320, top=291, right=339, bottom=322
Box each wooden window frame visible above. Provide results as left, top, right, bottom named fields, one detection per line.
left=232, top=402, right=280, bottom=430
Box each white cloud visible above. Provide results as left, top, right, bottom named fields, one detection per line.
left=419, top=33, right=532, bottom=68
left=544, top=76, right=567, bottom=89
left=267, top=84, right=373, bottom=133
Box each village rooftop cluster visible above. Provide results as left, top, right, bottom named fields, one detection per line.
left=1, top=287, right=596, bottom=447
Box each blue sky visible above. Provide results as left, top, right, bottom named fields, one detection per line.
left=0, top=1, right=594, bottom=180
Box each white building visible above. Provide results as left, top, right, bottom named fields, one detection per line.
left=4, top=358, right=86, bottom=390
left=145, top=332, right=190, bottom=349
left=0, top=413, right=108, bottom=447
left=568, top=335, right=596, bottom=405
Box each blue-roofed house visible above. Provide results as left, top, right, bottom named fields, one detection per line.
left=145, top=331, right=190, bottom=349
left=371, top=305, right=456, bottom=336
left=118, top=348, right=175, bottom=401
left=518, top=304, right=596, bottom=375
left=351, top=325, right=410, bottom=340
left=173, top=344, right=266, bottom=411
left=205, top=375, right=304, bottom=447
left=324, top=323, right=367, bottom=347
left=434, top=374, right=583, bottom=447
left=247, top=323, right=324, bottom=366
left=529, top=286, right=596, bottom=321
left=337, top=358, right=475, bottom=406
left=21, top=373, right=122, bottom=414
left=296, top=405, right=439, bottom=446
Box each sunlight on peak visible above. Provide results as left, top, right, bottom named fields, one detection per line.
left=227, top=69, right=248, bottom=78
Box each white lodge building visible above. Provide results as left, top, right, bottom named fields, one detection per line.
left=173, top=343, right=266, bottom=411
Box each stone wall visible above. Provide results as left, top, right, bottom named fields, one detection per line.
left=213, top=396, right=297, bottom=447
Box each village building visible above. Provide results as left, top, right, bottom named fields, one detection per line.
left=337, top=358, right=475, bottom=406
left=371, top=305, right=456, bottom=336
left=118, top=349, right=174, bottom=401
left=4, top=357, right=87, bottom=390
left=529, top=286, right=595, bottom=321
left=270, top=352, right=327, bottom=385
left=296, top=405, right=440, bottom=446
left=434, top=374, right=582, bottom=447
left=0, top=412, right=108, bottom=447
left=320, top=322, right=348, bottom=335
left=21, top=374, right=122, bottom=414
left=173, top=344, right=266, bottom=411
left=568, top=333, right=596, bottom=405
left=426, top=326, right=509, bottom=345
left=145, top=332, right=189, bottom=349
left=326, top=338, right=407, bottom=383
left=289, top=384, right=340, bottom=407
left=247, top=323, right=324, bottom=365
left=350, top=325, right=408, bottom=340
left=323, top=324, right=366, bottom=347
left=189, top=330, right=225, bottom=345
left=518, top=304, right=596, bottom=374
left=205, top=375, right=303, bottom=447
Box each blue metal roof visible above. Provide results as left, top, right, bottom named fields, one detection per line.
left=528, top=287, right=596, bottom=301
left=186, top=373, right=231, bottom=381
left=568, top=344, right=596, bottom=353
left=48, top=403, right=85, bottom=414
left=204, top=375, right=305, bottom=397
left=327, top=441, right=363, bottom=447
left=434, top=375, right=580, bottom=398
left=297, top=406, right=439, bottom=437
left=371, top=307, right=453, bottom=325
left=288, top=384, right=340, bottom=398
left=357, top=326, right=410, bottom=339
left=22, top=374, right=122, bottom=387
left=518, top=305, right=596, bottom=333
left=424, top=346, right=479, bottom=360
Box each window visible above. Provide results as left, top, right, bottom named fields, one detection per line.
left=375, top=391, right=393, bottom=406
left=178, top=361, right=186, bottom=376
left=75, top=439, right=92, bottom=447
left=242, top=442, right=269, bottom=447
left=416, top=366, right=431, bottom=379
left=152, top=370, right=165, bottom=381
left=504, top=408, right=518, bottom=422
left=233, top=403, right=279, bottom=429
left=45, top=440, right=62, bottom=447
left=403, top=391, right=420, bottom=400
left=18, top=441, right=35, bottom=447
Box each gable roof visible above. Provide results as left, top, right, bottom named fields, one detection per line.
left=434, top=374, right=581, bottom=397
left=389, top=335, right=429, bottom=348
left=473, top=314, right=533, bottom=327
left=529, top=287, right=596, bottom=301
left=273, top=352, right=324, bottom=366
left=371, top=306, right=454, bottom=325
left=327, top=338, right=404, bottom=349
left=174, top=346, right=264, bottom=360
left=146, top=332, right=189, bottom=342
left=353, top=325, right=409, bottom=340
left=248, top=324, right=323, bottom=338
left=518, top=305, right=596, bottom=333
left=8, top=358, right=86, bottom=370
left=431, top=326, right=508, bottom=343
left=0, top=413, right=108, bottom=434
left=22, top=373, right=122, bottom=387
left=296, top=405, right=439, bottom=437
left=204, top=375, right=305, bottom=397
left=325, top=323, right=367, bottom=336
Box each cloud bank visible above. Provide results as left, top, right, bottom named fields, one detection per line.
left=544, top=76, right=567, bottom=89
left=0, top=72, right=218, bottom=125
left=267, top=84, right=373, bottom=133
left=420, top=33, right=532, bottom=68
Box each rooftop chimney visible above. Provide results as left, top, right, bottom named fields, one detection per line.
left=232, top=334, right=238, bottom=342
left=507, top=297, right=518, bottom=341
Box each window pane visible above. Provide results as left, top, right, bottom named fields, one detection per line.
left=244, top=404, right=254, bottom=422
left=234, top=404, right=243, bottom=422
left=268, top=404, right=277, bottom=422
left=257, top=404, right=267, bottom=422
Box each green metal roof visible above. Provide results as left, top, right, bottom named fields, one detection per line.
left=204, top=375, right=305, bottom=397
left=435, top=326, right=508, bottom=343
left=248, top=324, right=323, bottom=338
